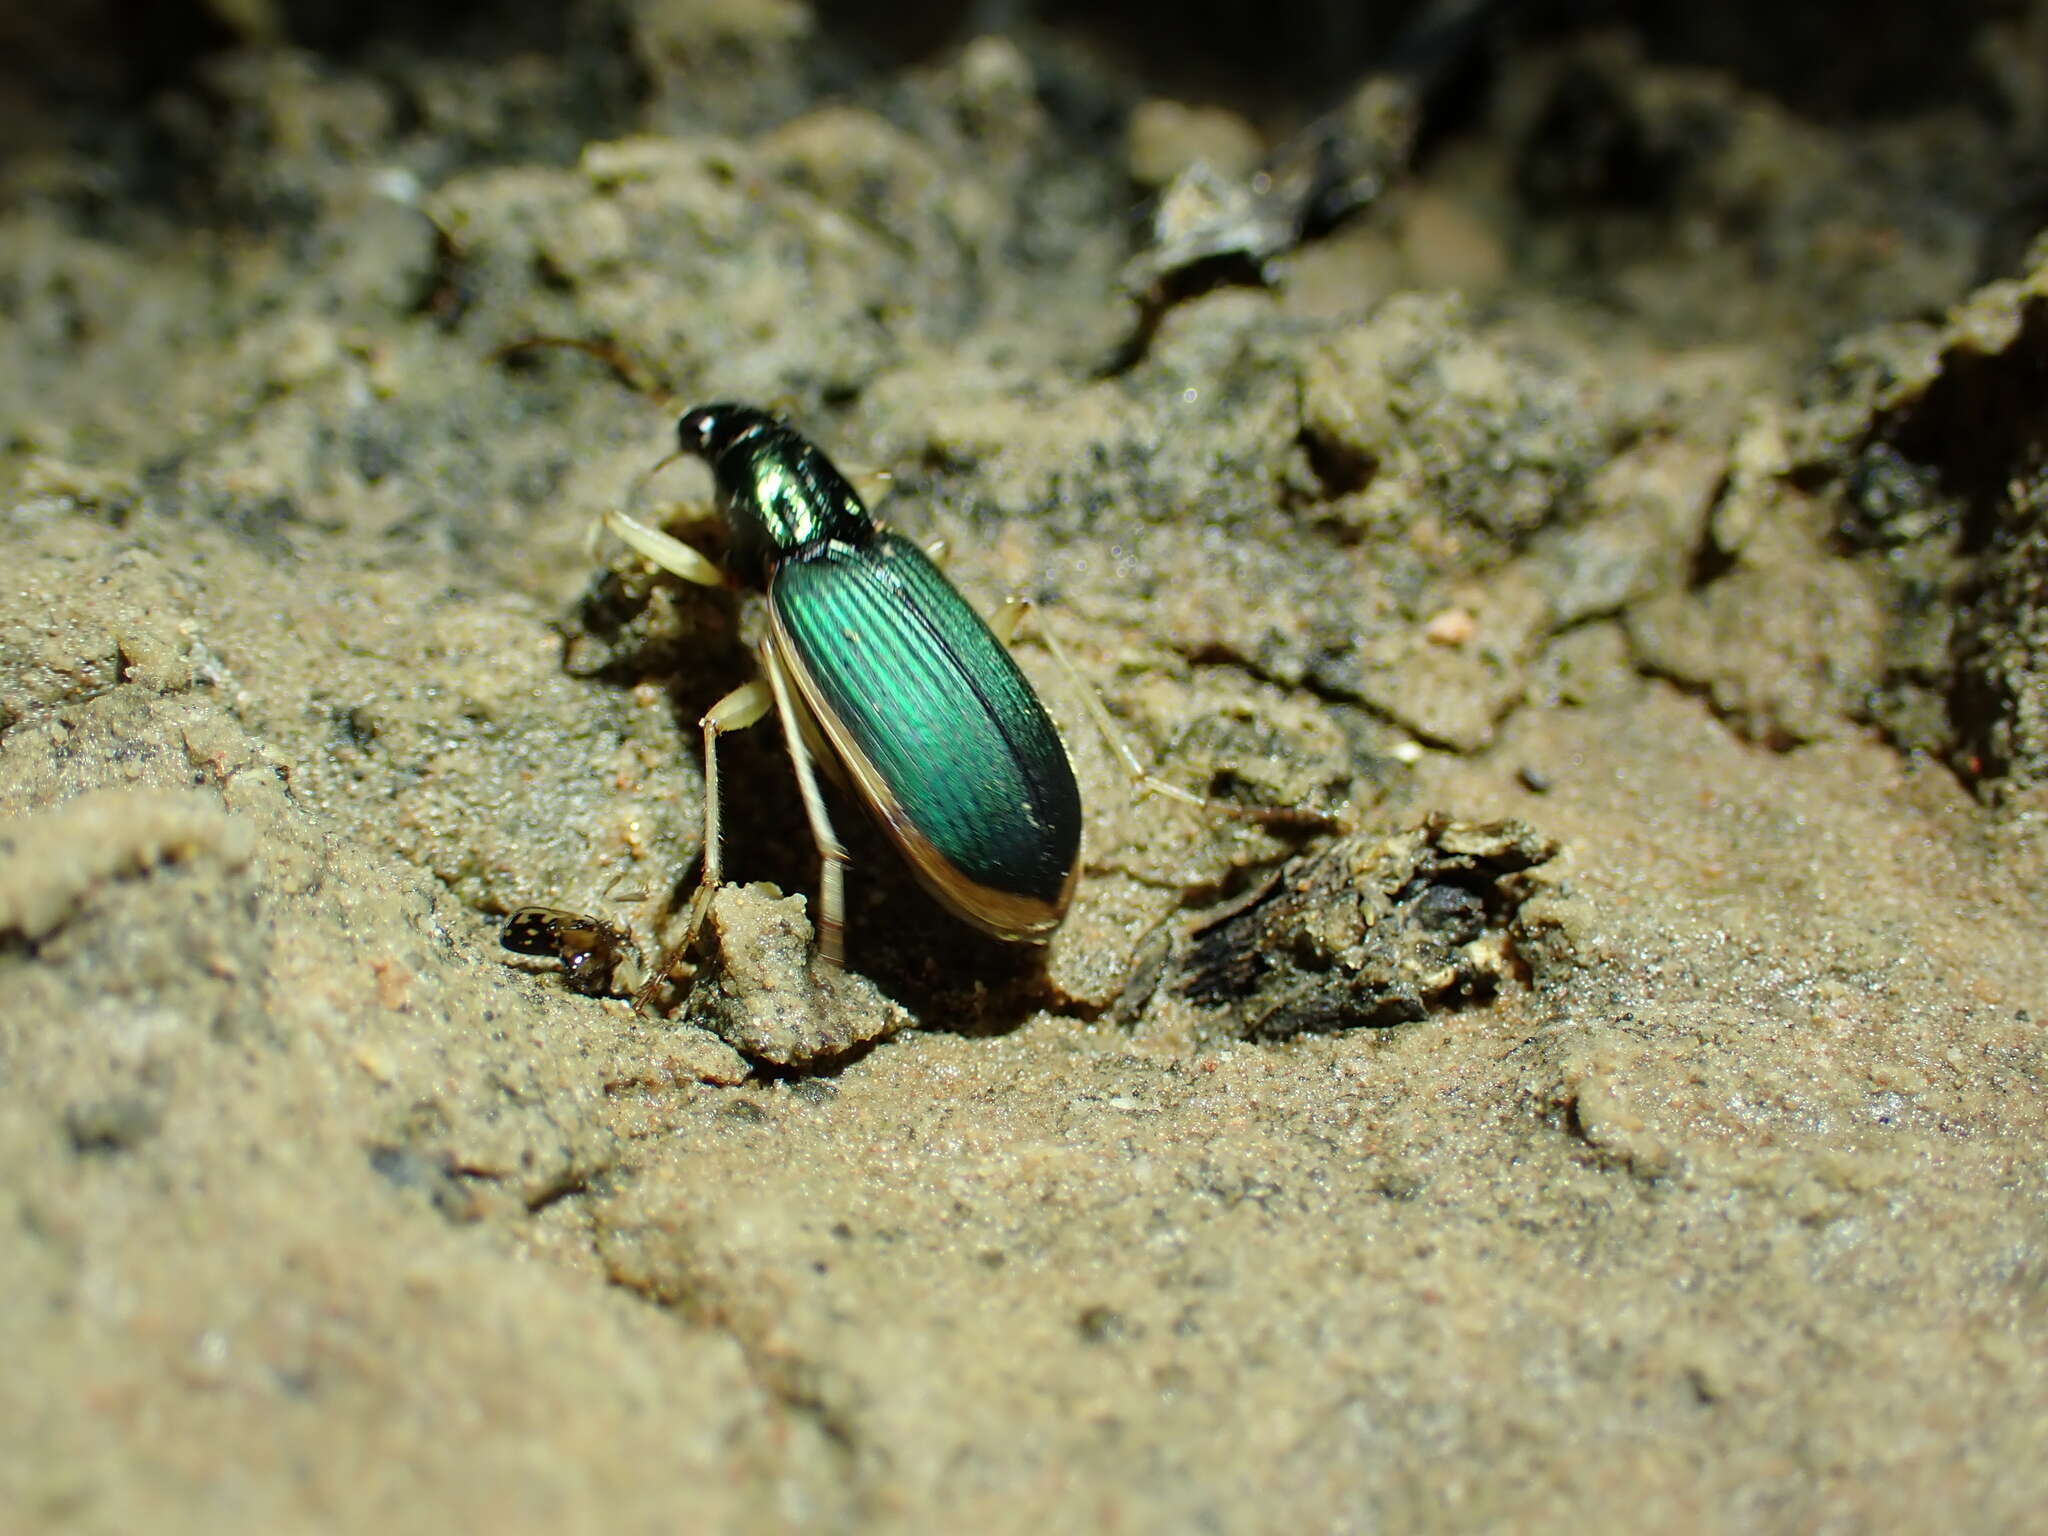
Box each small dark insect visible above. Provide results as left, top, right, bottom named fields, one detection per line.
left=500, top=906, right=644, bottom=998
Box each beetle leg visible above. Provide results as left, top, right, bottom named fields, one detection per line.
left=988, top=594, right=1024, bottom=644
left=632, top=677, right=774, bottom=1011
left=760, top=640, right=851, bottom=968
left=1002, top=600, right=1211, bottom=811
left=605, top=506, right=726, bottom=588
left=851, top=466, right=894, bottom=509
left=1062, top=629, right=1340, bottom=829
left=1022, top=605, right=1333, bottom=829
left=696, top=679, right=775, bottom=893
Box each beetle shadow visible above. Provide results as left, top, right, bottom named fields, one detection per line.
left=831, top=809, right=1055, bottom=1036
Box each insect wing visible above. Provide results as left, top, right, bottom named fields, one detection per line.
left=769, top=535, right=1081, bottom=938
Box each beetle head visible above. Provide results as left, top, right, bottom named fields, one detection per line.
left=678, top=402, right=770, bottom=463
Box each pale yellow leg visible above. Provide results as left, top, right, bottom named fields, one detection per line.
left=1018, top=603, right=1209, bottom=811
left=761, top=642, right=850, bottom=968
left=633, top=677, right=773, bottom=1011
left=989, top=594, right=1024, bottom=644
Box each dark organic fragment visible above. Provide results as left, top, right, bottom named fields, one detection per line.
left=1953, top=471, right=2048, bottom=789
left=1118, top=0, right=1493, bottom=312
left=1803, top=246, right=2048, bottom=792
left=1177, top=817, right=1558, bottom=1038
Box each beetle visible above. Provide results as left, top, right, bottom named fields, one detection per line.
left=500, top=905, right=645, bottom=998
left=605, top=402, right=1083, bottom=1006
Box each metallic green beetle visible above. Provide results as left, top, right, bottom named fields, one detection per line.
left=606, top=403, right=1082, bottom=1002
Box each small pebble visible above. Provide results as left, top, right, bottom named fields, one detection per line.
left=1423, top=607, right=1477, bottom=647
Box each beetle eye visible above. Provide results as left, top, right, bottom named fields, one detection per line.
left=678, top=408, right=715, bottom=454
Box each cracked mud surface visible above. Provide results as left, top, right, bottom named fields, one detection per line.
left=3, top=4, right=2046, bottom=1530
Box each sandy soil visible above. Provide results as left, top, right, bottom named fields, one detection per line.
left=2, top=4, right=2045, bottom=1531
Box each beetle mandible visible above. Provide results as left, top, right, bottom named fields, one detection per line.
left=605, top=403, right=1083, bottom=1007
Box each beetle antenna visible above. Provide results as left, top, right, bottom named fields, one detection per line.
left=625, top=448, right=687, bottom=518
